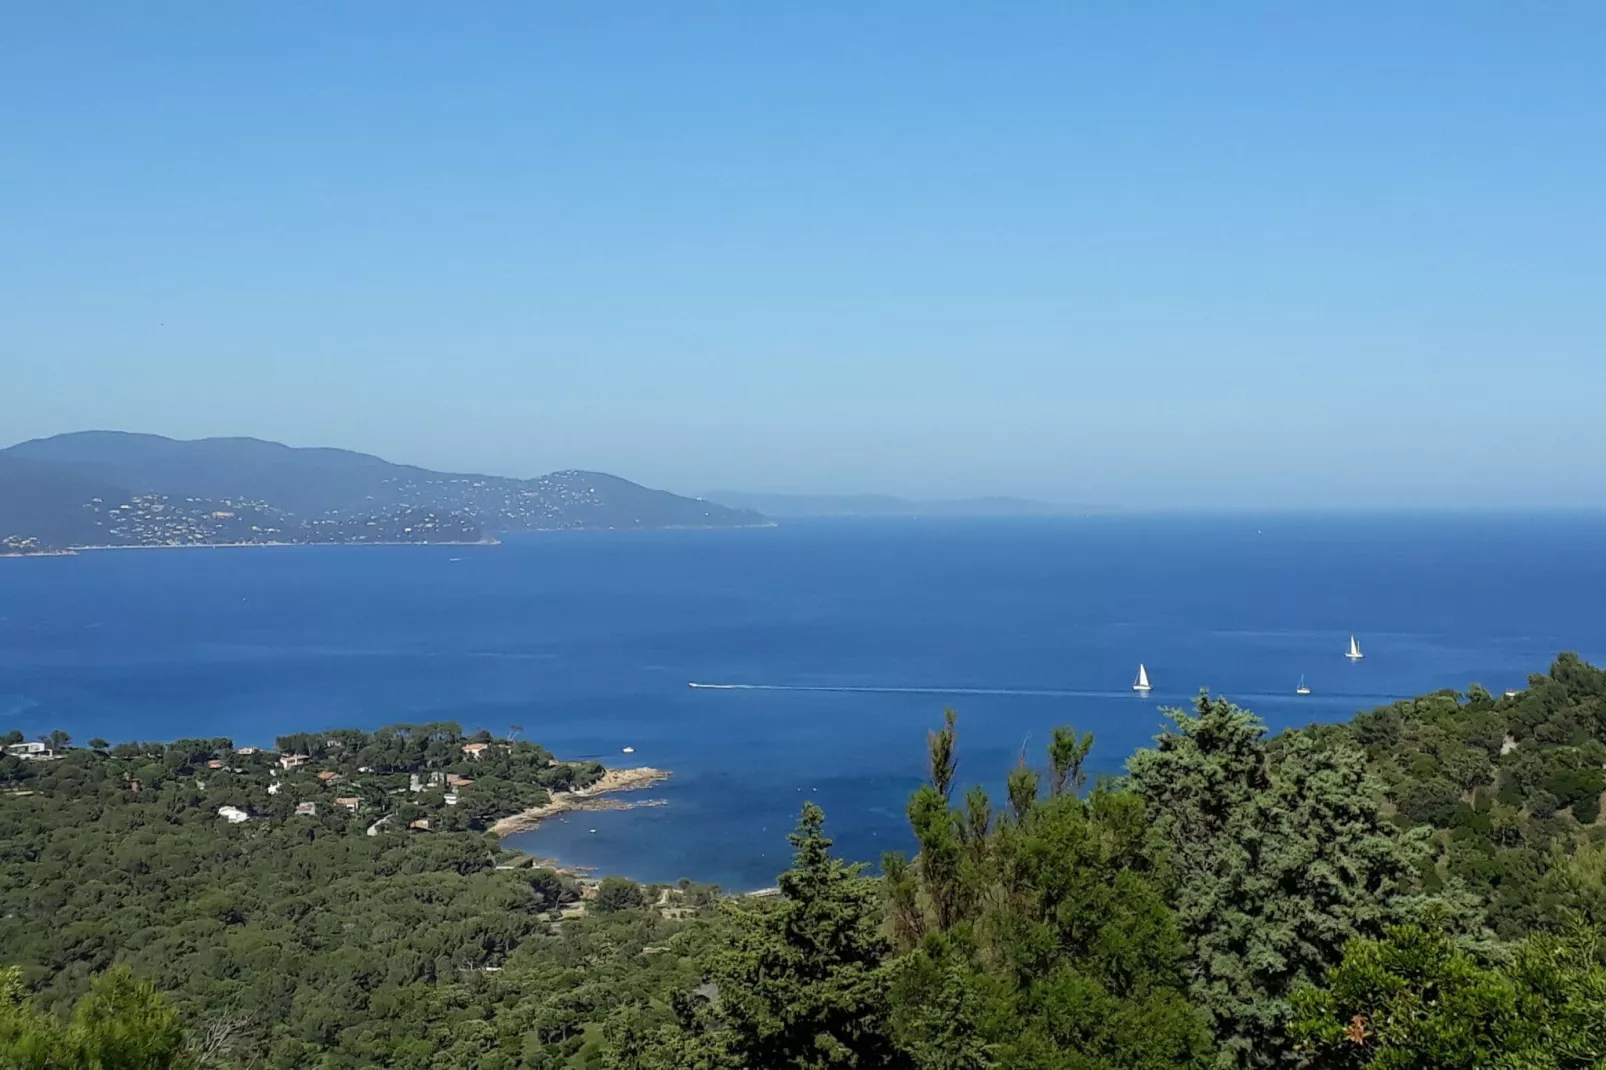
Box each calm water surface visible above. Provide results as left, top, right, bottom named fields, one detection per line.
left=3, top=515, right=1603, bottom=890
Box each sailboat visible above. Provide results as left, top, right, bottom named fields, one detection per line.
left=1345, top=635, right=1364, bottom=661
left=1132, top=664, right=1152, bottom=693
left=1296, top=674, right=1311, bottom=696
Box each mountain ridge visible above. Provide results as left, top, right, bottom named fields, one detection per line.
left=1, top=431, right=766, bottom=550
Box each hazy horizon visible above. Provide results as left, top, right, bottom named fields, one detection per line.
left=9, top=427, right=1606, bottom=516
left=5, top=5, right=1604, bottom=508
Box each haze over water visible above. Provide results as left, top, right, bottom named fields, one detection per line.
left=3, top=514, right=1603, bottom=890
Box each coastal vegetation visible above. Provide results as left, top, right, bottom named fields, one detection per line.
left=0, top=724, right=697, bottom=1067
left=6, top=655, right=1606, bottom=1066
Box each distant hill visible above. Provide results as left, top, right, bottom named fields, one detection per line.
left=0, top=432, right=767, bottom=549
left=701, top=490, right=1082, bottom=518
left=0, top=455, right=127, bottom=547
left=5, top=431, right=435, bottom=518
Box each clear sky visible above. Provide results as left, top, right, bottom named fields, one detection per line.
left=3, top=4, right=1603, bottom=507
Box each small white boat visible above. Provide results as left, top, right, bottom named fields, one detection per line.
left=1504, top=689, right=1518, bottom=699
left=1133, top=663, right=1152, bottom=693
left=1345, top=635, right=1364, bottom=661
left=621, top=746, right=635, bottom=754
left=1296, top=674, right=1310, bottom=696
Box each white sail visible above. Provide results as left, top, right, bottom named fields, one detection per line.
left=1296, top=674, right=1310, bottom=695
left=1133, top=663, right=1151, bottom=691
left=1346, top=635, right=1364, bottom=659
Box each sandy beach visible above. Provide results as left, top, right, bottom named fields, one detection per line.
left=491, top=766, right=671, bottom=837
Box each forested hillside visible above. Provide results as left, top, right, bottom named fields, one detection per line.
left=0, top=726, right=707, bottom=1068
left=7, top=656, right=1606, bottom=1068
left=1327, top=652, right=1606, bottom=938
left=0, top=431, right=768, bottom=549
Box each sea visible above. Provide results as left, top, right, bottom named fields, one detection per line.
left=3, top=514, right=1604, bottom=892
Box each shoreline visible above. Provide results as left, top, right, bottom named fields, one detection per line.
left=64, top=533, right=501, bottom=549
left=3, top=526, right=776, bottom=556
left=491, top=766, right=671, bottom=838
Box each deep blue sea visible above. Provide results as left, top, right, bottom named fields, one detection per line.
left=4, top=515, right=1605, bottom=891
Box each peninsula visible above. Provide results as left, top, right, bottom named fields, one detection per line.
left=0, top=431, right=769, bottom=551
left=490, top=765, right=671, bottom=836
left=1, top=720, right=664, bottom=863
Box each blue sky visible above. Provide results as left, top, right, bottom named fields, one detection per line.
left=3, top=4, right=1603, bottom=507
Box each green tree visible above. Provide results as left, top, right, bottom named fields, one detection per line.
left=595, top=876, right=646, bottom=914
left=888, top=717, right=1213, bottom=1068
left=1047, top=725, right=1094, bottom=796
left=0, top=966, right=194, bottom=1069
left=647, top=803, right=908, bottom=1070
left=1127, top=693, right=1419, bottom=1066
left=1290, top=924, right=1606, bottom=1067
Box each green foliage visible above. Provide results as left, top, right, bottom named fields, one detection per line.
left=12, top=656, right=1606, bottom=1069
left=889, top=718, right=1212, bottom=1068
left=1290, top=924, right=1606, bottom=1067
left=1128, top=693, right=1420, bottom=1066
left=1046, top=725, right=1094, bottom=796
left=1331, top=654, right=1606, bottom=939
left=712, top=803, right=907, bottom=1068
left=0, top=966, right=194, bottom=1069
left=0, top=727, right=701, bottom=1068
left=618, top=803, right=906, bottom=1069
left=595, top=877, right=646, bottom=914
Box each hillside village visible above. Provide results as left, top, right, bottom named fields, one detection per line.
left=0, top=432, right=768, bottom=551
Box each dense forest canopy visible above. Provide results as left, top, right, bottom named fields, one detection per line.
left=6, top=655, right=1606, bottom=1067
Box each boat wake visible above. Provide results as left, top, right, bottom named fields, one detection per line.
left=690, top=677, right=1104, bottom=697
left=688, top=681, right=1404, bottom=703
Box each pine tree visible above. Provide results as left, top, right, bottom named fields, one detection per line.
left=0, top=966, right=195, bottom=1069
left=889, top=715, right=1213, bottom=1068
left=622, top=803, right=909, bottom=1070
left=1128, top=693, right=1420, bottom=1066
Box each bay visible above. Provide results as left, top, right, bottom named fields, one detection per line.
left=2, top=514, right=1603, bottom=891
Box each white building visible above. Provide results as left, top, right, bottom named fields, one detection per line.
left=217, top=806, right=250, bottom=824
